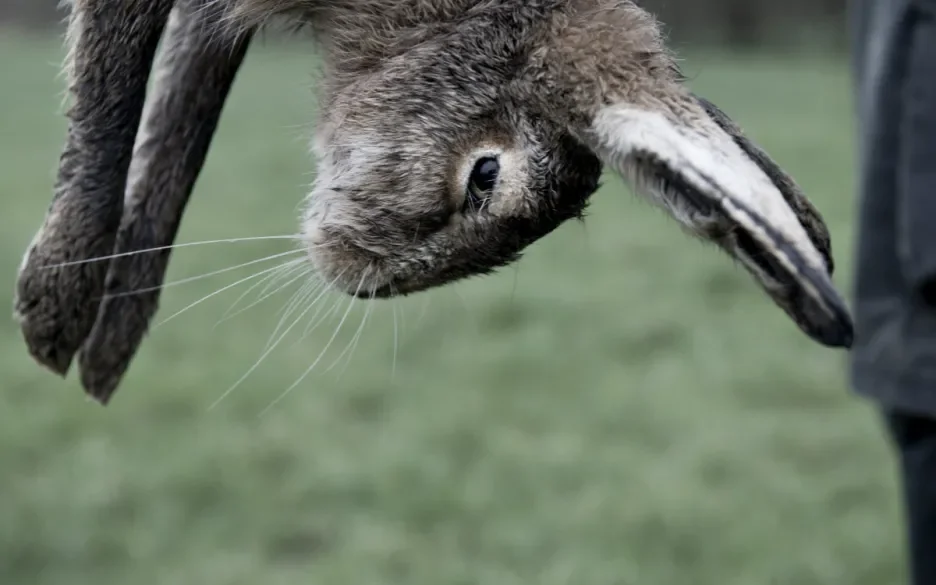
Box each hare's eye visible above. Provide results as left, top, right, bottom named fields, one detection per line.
left=464, top=156, right=499, bottom=212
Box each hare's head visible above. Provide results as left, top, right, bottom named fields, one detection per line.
left=303, top=1, right=851, bottom=347
left=303, top=7, right=603, bottom=298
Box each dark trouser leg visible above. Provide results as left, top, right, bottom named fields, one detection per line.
left=885, top=410, right=936, bottom=585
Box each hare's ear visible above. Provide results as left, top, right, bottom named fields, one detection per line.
left=581, top=94, right=853, bottom=348
left=76, top=3, right=252, bottom=404
left=15, top=0, right=248, bottom=403
left=15, top=0, right=175, bottom=378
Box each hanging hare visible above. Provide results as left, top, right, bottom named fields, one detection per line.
left=14, top=0, right=854, bottom=403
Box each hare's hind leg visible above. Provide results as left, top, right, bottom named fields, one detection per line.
left=14, top=0, right=174, bottom=377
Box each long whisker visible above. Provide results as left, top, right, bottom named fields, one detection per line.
left=43, top=235, right=303, bottom=268
left=391, top=294, right=400, bottom=381
left=207, top=267, right=350, bottom=410
left=214, top=264, right=309, bottom=329
left=288, top=268, right=353, bottom=345
left=326, top=283, right=372, bottom=374
left=416, top=294, right=432, bottom=328
left=262, top=278, right=322, bottom=353
left=292, top=288, right=341, bottom=347
left=155, top=259, right=304, bottom=328
left=452, top=285, right=470, bottom=314
left=333, top=290, right=374, bottom=379
left=249, top=260, right=309, bottom=302
left=259, top=273, right=366, bottom=416
left=399, top=293, right=408, bottom=340
left=207, top=280, right=330, bottom=411
left=510, top=265, right=521, bottom=305
left=103, top=249, right=303, bottom=299
left=216, top=260, right=303, bottom=323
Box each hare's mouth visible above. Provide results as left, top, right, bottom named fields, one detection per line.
left=355, top=282, right=397, bottom=299
left=352, top=275, right=437, bottom=299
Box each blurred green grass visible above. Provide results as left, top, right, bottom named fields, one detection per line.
left=0, top=31, right=904, bottom=585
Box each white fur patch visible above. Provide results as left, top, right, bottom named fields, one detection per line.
left=588, top=104, right=827, bottom=276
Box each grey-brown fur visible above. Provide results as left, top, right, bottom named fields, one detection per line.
left=77, top=0, right=252, bottom=402
left=15, top=0, right=174, bottom=379
left=14, top=0, right=854, bottom=404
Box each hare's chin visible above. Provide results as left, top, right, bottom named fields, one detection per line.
left=351, top=276, right=425, bottom=300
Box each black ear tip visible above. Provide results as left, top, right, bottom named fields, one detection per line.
left=839, top=321, right=855, bottom=349
left=799, top=273, right=855, bottom=350
left=808, top=313, right=854, bottom=349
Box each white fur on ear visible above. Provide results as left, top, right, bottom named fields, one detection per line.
left=584, top=103, right=852, bottom=347
left=587, top=104, right=828, bottom=276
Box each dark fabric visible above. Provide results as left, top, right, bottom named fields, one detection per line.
left=884, top=410, right=936, bottom=585
left=849, top=0, right=936, bottom=415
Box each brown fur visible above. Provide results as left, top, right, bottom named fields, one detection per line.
left=14, top=0, right=853, bottom=404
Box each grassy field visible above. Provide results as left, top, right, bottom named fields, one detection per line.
left=0, top=31, right=905, bottom=585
